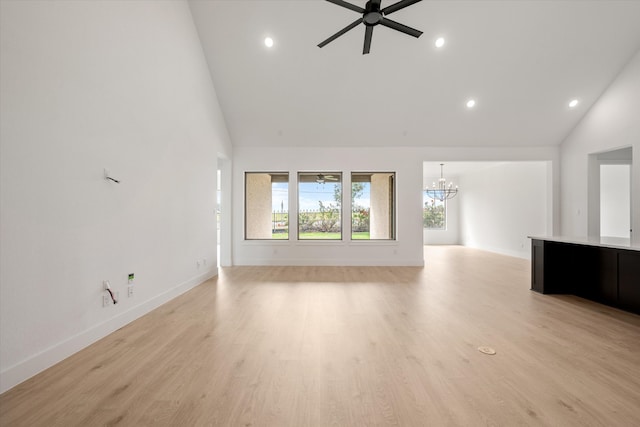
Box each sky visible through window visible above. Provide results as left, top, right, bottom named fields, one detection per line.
left=271, top=182, right=371, bottom=211
left=272, top=182, right=288, bottom=212
left=352, top=182, right=371, bottom=210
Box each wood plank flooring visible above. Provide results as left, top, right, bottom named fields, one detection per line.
left=1, top=246, right=640, bottom=426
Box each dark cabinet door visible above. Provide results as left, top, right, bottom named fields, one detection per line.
left=619, top=251, right=640, bottom=314
left=595, top=248, right=618, bottom=304
left=559, top=243, right=593, bottom=296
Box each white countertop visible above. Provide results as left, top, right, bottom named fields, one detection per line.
left=528, top=236, right=640, bottom=252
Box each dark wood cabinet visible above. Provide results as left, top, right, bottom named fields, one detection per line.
left=530, top=238, right=640, bottom=315
left=595, top=248, right=618, bottom=304
left=619, top=251, right=640, bottom=313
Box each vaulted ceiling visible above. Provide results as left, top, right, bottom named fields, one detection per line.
left=189, top=0, right=640, bottom=148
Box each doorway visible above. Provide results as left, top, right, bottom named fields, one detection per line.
left=216, top=168, right=221, bottom=266
left=588, top=146, right=633, bottom=240
left=600, top=164, right=631, bottom=238
left=217, top=157, right=232, bottom=267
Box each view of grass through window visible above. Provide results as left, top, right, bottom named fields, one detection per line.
left=298, top=173, right=342, bottom=239
left=351, top=178, right=369, bottom=239
left=271, top=179, right=288, bottom=239
left=245, top=171, right=396, bottom=240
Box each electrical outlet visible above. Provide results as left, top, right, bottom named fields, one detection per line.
left=197, top=260, right=201, bottom=268
left=128, top=285, right=133, bottom=297
left=103, top=291, right=120, bottom=307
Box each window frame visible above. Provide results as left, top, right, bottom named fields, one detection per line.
left=297, top=172, right=343, bottom=241
left=351, top=171, right=396, bottom=241
left=244, top=171, right=289, bottom=240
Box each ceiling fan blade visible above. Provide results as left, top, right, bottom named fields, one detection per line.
left=363, top=26, right=373, bottom=54
left=325, top=0, right=365, bottom=14
left=381, top=0, right=423, bottom=16
left=379, top=17, right=423, bottom=38
left=318, top=18, right=363, bottom=48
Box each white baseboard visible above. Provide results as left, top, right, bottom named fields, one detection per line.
left=0, top=268, right=217, bottom=394
left=233, top=258, right=425, bottom=267
left=463, top=244, right=530, bottom=260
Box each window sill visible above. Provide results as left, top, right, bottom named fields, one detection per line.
left=242, top=239, right=399, bottom=246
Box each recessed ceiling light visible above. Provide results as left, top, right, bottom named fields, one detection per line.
left=264, top=37, right=274, bottom=48
left=569, top=99, right=579, bottom=108
left=435, top=37, right=445, bottom=48
left=466, top=99, right=476, bottom=109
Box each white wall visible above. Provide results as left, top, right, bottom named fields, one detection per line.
left=560, top=49, right=640, bottom=244
left=0, top=0, right=231, bottom=392
left=458, top=162, right=549, bottom=259
left=233, top=147, right=558, bottom=266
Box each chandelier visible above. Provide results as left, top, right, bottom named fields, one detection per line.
left=425, top=164, right=458, bottom=201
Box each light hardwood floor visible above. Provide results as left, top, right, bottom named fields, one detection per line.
left=1, top=246, right=640, bottom=426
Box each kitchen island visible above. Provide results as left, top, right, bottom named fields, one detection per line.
left=529, top=236, right=640, bottom=314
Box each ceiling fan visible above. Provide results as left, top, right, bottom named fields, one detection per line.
left=316, top=174, right=339, bottom=184
left=318, top=0, right=424, bottom=54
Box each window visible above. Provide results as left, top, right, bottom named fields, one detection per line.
left=352, top=172, right=395, bottom=240
left=298, top=172, right=342, bottom=240
left=423, top=194, right=446, bottom=230
left=245, top=172, right=288, bottom=239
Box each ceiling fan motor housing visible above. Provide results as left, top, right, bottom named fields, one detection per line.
left=364, top=12, right=383, bottom=25
left=364, top=0, right=383, bottom=26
